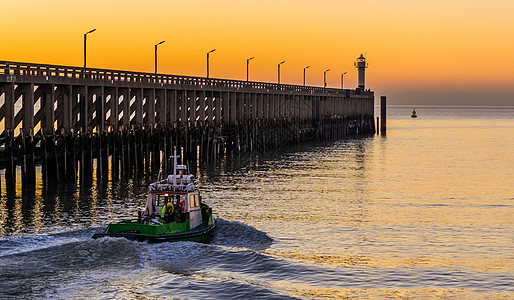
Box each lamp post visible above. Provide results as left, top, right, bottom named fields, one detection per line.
left=303, top=66, right=310, bottom=86
left=154, top=40, right=165, bottom=74
left=84, top=28, right=96, bottom=68
left=341, top=72, right=347, bottom=89
left=278, top=61, right=285, bottom=84
left=324, top=69, right=330, bottom=88
left=207, top=49, right=216, bottom=78
left=246, top=56, right=255, bottom=81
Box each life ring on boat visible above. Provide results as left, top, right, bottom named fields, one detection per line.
left=179, top=200, right=185, bottom=212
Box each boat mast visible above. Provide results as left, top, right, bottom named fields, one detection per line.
left=172, top=147, right=178, bottom=186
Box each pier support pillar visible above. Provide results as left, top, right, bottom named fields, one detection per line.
left=42, top=85, right=55, bottom=134
left=18, top=83, right=35, bottom=134
left=380, top=96, right=386, bottom=135
left=1, top=83, right=15, bottom=132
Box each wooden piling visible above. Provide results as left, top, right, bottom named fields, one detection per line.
left=380, top=96, right=386, bottom=135
left=5, top=131, right=15, bottom=189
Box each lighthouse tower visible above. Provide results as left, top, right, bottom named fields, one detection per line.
left=354, top=54, right=368, bottom=90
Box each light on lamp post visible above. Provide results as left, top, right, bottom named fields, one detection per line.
left=246, top=56, right=255, bottom=81
left=324, top=68, right=331, bottom=88
left=154, top=40, right=165, bottom=74
left=303, top=66, right=310, bottom=86
left=207, top=49, right=216, bottom=78
left=278, top=61, right=285, bottom=84
left=84, top=28, right=96, bottom=68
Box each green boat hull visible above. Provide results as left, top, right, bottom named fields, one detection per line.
left=92, top=214, right=215, bottom=243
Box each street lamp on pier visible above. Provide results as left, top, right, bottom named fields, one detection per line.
left=278, top=61, right=285, bottom=84
left=246, top=56, right=255, bottom=81
left=303, top=66, right=310, bottom=86
left=341, top=72, right=347, bottom=89
left=324, top=69, right=331, bottom=88
left=207, top=49, right=216, bottom=78
left=154, top=40, right=165, bottom=74
left=84, top=28, right=96, bottom=68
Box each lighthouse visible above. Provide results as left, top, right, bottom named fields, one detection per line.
left=354, top=54, right=368, bottom=90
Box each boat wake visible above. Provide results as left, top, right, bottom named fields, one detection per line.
left=0, top=227, right=99, bottom=258
left=0, top=218, right=271, bottom=260
left=0, top=219, right=279, bottom=299
left=141, top=218, right=273, bottom=274
left=209, top=218, right=273, bottom=250
left=0, top=228, right=143, bottom=299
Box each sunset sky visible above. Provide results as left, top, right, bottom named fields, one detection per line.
left=2, top=0, right=513, bottom=106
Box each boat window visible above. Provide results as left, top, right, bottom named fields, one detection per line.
left=171, top=195, right=178, bottom=206
left=155, top=194, right=171, bottom=207
left=155, top=194, right=163, bottom=207
left=194, top=194, right=200, bottom=207
left=189, top=194, right=195, bottom=208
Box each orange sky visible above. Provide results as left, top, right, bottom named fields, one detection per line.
left=1, top=0, right=513, bottom=105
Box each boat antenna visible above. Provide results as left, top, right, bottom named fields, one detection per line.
left=186, top=160, right=191, bottom=176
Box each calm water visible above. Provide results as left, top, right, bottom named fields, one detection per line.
left=0, top=106, right=513, bottom=299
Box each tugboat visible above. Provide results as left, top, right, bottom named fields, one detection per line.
left=93, top=148, right=215, bottom=243
left=411, top=109, right=418, bottom=118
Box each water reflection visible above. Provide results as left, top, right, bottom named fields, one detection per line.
left=0, top=107, right=513, bottom=299
left=0, top=154, right=150, bottom=235
left=31, top=196, right=44, bottom=233
left=12, top=198, right=23, bottom=234
left=0, top=186, right=6, bottom=235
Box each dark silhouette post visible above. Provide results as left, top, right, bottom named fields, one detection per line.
left=277, top=61, right=285, bottom=84
left=381, top=96, right=387, bottom=135
left=154, top=40, right=165, bottom=74
left=324, top=69, right=330, bottom=88
left=303, top=66, right=310, bottom=86
left=84, top=29, right=96, bottom=68
left=341, top=72, right=347, bottom=89
left=246, top=57, right=255, bottom=81
left=207, top=49, right=216, bottom=78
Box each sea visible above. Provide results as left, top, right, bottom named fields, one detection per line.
left=0, top=106, right=513, bottom=299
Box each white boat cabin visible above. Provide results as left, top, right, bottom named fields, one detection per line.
left=143, top=164, right=203, bottom=229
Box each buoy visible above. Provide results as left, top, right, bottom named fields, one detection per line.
left=411, top=109, right=417, bottom=118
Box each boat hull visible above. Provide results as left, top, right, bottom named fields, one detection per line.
left=92, top=218, right=215, bottom=243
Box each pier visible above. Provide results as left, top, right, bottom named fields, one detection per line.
left=0, top=60, right=375, bottom=188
